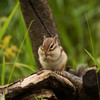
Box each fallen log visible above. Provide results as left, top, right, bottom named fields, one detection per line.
left=0, top=70, right=75, bottom=100
left=0, top=67, right=100, bottom=100
left=83, top=67, right=100, bottom=100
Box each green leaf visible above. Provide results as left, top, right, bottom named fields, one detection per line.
left=84, top=49, right=96, bottom=64
left=1, top=56, right=5, bottom=85
left=85, top=13, right=95, bottom=57
left=5, top=62, right=36, bottom=72
left=96, top=65, right=100, bottom=72
left=7, top=20, right=34, bottom=84
left=0, top=2, right=19, bottom=42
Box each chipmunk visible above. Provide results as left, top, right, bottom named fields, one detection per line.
left=38, top=36, right=67, bottom=71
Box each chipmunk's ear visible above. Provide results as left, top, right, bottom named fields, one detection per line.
left=43, top=36, right=46, bottom=40
left=54, top=35, right=58, bottom=43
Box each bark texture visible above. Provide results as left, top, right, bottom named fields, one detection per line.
left=0, top=67, right=100, bottom=100
left=20, top=0, right=60, bottom=68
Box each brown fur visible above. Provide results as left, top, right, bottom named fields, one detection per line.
left=43, top=37, right=57, bottom=53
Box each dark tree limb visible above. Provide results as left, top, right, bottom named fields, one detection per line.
left=20, top=0, right=60, bottom=68
left=83, top=67, right=100, bottom=99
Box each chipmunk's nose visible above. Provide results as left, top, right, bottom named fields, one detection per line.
left=44, top=51, right=50, bottom=60
left=44, top=52, right=47, bottom=58
left=44, top=51, right=49, bottom=58
left=43, top=52, right=48, bottom=60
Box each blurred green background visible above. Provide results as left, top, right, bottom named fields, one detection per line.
left=0, top=0, right=100, bottom=84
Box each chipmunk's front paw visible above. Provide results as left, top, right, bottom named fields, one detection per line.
left=54, top=70, right=64, bottom=76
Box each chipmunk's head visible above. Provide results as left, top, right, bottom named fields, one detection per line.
left=40, top=36, right=58, bottom=57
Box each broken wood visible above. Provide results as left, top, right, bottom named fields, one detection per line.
left=0, top=67, right=100, bottom=100
left=83, top=67, right=100, bottom=100
left=0, top=70, right=75, bottom=100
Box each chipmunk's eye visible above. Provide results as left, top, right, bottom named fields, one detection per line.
left=50, top=43, right=54, bottom=50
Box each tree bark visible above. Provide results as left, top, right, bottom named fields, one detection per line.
left=20, top=0, right=60, bottom=68
left=0, top=67, right=100, bottom=100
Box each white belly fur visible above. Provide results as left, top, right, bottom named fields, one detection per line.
left=39, top=51, right=67, bottom=71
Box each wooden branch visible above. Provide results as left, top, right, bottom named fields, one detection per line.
left=0, top=70, right=75, bottom=100
left=0, top=67, right=100, bottom=100
left=63, top=71, right=82, bottom=88
left=83, top=67, right=100, bottom=100
left=20, top=0, right=60, bottom=68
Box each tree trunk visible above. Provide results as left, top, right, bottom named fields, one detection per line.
left=20, top=0, right=60, bottom=68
